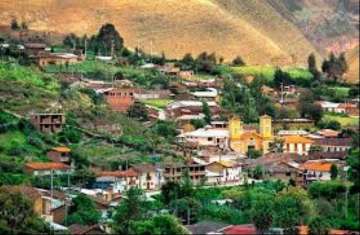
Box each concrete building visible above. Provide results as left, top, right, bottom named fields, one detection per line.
left=282, top=135, right=313, bottom=155
left=30, top=113, right=65, bottom=133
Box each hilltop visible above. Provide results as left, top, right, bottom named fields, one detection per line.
left=0, top=0, right=322, bottom=66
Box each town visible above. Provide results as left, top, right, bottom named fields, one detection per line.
left=0, top=12, right=359, bottom=235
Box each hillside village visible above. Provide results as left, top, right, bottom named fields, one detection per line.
left=0, top=20, right=359, bottom=235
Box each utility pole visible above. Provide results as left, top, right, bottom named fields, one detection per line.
left=84, top=38, right=87, bottom=58
left=280, top=82, right=284, bottom=105
left=111, top=39, right=114, bottom=59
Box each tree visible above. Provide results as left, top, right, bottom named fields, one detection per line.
left=202, top=101, right=211, bottom=124
left=269, top=138, right=284, bottom=153
left=180, top=53, right=195, bottom=70
left=308, top=216, right=330, bottom=235
left=127, top=101, right=149, bottom=121
left=273, top=68, right=292, bottom=88
left=129, top=214, right=190, bottom=235
left=346, top=149, right=360, bottom=193
left=232, top=56, right=246, bottom=66
left=322, top=52, right=348, bottom=82
left=308, top=181, right=347, bottom=200
left=330, top=164, right=338, bottom=180
left=151, top=121, right=178, bottom=142
left=21, top=22, right=28, bottom=30
left=112, top=187, right=147, bottom=234
left=308, top=53, right=321, bottom=81
left=90, top=23, right=124, bottom=56
left=275, top=187, right=314, bottom=229
left=161, top=181, right=181, bottom=205
left=170, top=197, right=201, bottom=224
left=66, top=194, right=101, bottom=225
left=0, top=188, right=49, bottom=234
left=247, top=148, right=262, bottom=159
left=10, top=18, right=20, bottom=30
left=251, top=196, right=273, bottom=234
left=298, top=90, right=323, bottom=123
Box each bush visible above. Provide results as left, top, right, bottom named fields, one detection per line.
left=308, top=181, right=347, bottom=200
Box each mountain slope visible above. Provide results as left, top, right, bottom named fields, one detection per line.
left=0, top=0, right=321, bottom=65
left=345, top=46, right=359, bottom=84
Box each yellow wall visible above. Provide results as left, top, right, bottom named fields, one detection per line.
left=229, top=117, right=243, bottom=140
left=260, top=115, right=272, bottom=139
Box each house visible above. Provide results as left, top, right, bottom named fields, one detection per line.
left=103, top=88, right=137, bottom=112
left=177, top=127, right=229, bottom=149
left=206, top=160, right=242, bottom=185
left=47, top=146, right=72, bottom=165
left=338, top=103, right=359, bottom=116
left=186, top=221, right=229, bottom=235
left=277, top=130, right=309, bottom=137
left=131, top=164, right=162, bottom=190
left=157, top=64, right=181, bottom=76
left=282, top=135, right=314, bottom=155
left=315, top=129, right=340, bottom=138
left=36, top=53, right=84, bottom=67
left=179, top=70, right=194, bottom=79
left=245, top=153, right=305, bottom=185
left=318, top=101, right=341, bottom=113
left=230, top=115, right=273, bottom=155
left=30, top=113, right=65, bottom=133
left=0, top=186, right=68, bottom=225
left=211, top=121, right=228, bottom=129
left=191, top=88, right=218, bottom=100
left=68, top=224, right=105, bottom=235
left=217, top=224, right=257, bottom=235
left=313, top=138, right=352, bottom=152
left=273, top=118, right=315, bottom=130
left=302, top=160, right=333, bottom=183
left=24, top=42, right=47, bottom=57
left=95, top=168, right=139, bottom=192
left=134, top=89, right=171, bottom=100
left=165, top=100, right=221, bottom=119
left=163, top=161, right=206, bottom=184
left=25, top=162, right=71, bottom=176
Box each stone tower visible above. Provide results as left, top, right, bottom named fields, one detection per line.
left=229, top=116, right=243, bottom=141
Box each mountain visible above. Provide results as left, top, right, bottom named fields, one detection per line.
left=0, top=0, right=358, bottom=66
left=345, top=46, right=359, bottom=84
left=0, top=0, right=319, bottom=65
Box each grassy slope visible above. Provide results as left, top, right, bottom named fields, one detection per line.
left=323, top=114, right=359, bottom=127
left=0, top=0, right=319, bottom=65
left=231, top=65, right=313, bottom=81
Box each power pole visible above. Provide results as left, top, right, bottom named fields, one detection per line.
left=280, top=82, right=284, bottom=105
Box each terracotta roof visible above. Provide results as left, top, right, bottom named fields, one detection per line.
left=239, top=131, right=263, bottom=140
left=316, top=129, right=340, bottom=138
left=97, top=168, right=138, bottom=178
left=314, top=138, right=352, bottom=147
left=131, top=164, right=156, bottom=173
left=222, top=225, right=256, bottom=235
left=51, top=146, right=71, bottom=153
left=308, top=152, right=347, bottom=160
left=302, top=161, right=332, bottom=172
left=68, top=224, right=103, bottom=235
left=25, top=162, right=70, bottom=171
left=296, top=226, right=355, bottom=235
left=283, top=135, right=314, bottom=144
left=211, top=160, right=238, bottom=168
left=0, top=186, right=41, bottom=201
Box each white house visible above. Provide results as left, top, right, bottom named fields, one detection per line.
left=177, top=127, right=229, bottom=148
left=192, top=88, right=218, bottom=100
left=206, top=160, right=242, bottom=185
left=303, top=160, right=333, bottom=184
